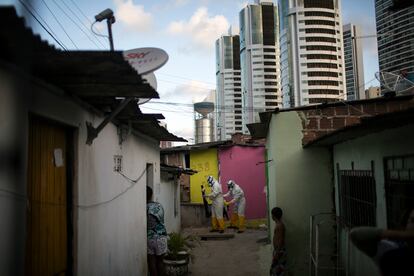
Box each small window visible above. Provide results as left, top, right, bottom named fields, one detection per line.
left=114, top=155, right=123, bottom=172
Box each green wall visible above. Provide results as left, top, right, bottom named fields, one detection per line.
left=266, top=112, right=334, bottom=276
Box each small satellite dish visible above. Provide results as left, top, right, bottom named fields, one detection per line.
left=142, top=72, right=157, bottom=90
left=375, top=71, right=414, bottom=97
left=123, top=47, right=168, bottom=75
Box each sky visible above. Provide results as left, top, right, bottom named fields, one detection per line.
left=4, top=0, right=380, bottom=144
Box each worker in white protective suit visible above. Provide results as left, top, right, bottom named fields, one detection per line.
left=203, top=176, right=225, bottom=233
left=223, top=180, right=246, bottom=233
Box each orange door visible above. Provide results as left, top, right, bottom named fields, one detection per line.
left=26, top=116, right=69, bottom=276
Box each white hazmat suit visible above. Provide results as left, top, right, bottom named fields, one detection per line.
left=223, top=180, right=246, bottom=232
left=205, top=176, right=225, bottom=232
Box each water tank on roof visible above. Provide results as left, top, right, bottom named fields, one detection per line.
left=194, top=102, right=214, bottom=117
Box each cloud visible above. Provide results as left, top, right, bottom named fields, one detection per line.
left=173, top=0, right=190, bottom=6
left=114, top=0, right=153, bottom=32
left=166, top=7, right=229, bottom=51
left=161, top=80, right=213, bottom=103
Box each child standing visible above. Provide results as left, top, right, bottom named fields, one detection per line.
left=270, top=207, right=286, bottom=276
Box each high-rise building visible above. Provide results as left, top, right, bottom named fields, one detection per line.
left=215, top=33, right=242, bottom=141
left=239, top=0, right=281, bottom=133
left=279, top=0, right=346, bottom=107
left=343, top=23, right=365, bottom=100
left=375, top=0, right=414, bottom=77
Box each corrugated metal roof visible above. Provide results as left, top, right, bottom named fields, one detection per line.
left=0, top=7, right=185, bottom=142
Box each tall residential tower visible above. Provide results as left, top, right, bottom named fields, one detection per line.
left=239, top=0, right=281, bottom=132
left=375, top=0, right=414, bottom=76
left=279, top=0, right=346, bottom=107
left=215, top=34, right=242, bottom=141
left=343, top=23, right=365, bottom=100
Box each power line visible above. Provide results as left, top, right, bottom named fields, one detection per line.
left=61, top=0, right=106, bottom=49
left=158, top=72, right=216, bottom=86
left=19, top=0, right=66, bottom=49
left=40, top=0, right=78, bottom=49
left=68, top=0, right=108, bottom=44
left=51, top=0, right=103, bottom=49
left=17, top=0, right=68, bottom=50
left=158, top=78, right=215, bottom=91
left=77, top=167, right=147, bottom=209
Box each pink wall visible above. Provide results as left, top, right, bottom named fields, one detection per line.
left=218, top=146, right=267, bottom=220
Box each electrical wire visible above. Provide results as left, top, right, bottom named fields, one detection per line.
left=77, top=167, right=146, bottom=209
left=51, top=0, right=103, bottom=49
left=60, top=0, right=106, bottom=49
left=17, top=0, right=68, bottom=51
left=40, top=0, right=78, bottom=49
left=68, top=0, right=108, bottom=44
left=19, top=0, right=66, bottom=49
left=0, top=168, right=147, bottom=209
left=158, top=72, right=216, bottom=86
left=91, top=21, right=109, bottom=38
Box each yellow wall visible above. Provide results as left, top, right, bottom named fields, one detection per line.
left=190, top=148, right=218, bottom=203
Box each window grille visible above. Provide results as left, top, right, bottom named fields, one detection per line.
left=384, top=155, right=414, bottom=229
left=337, top=162, right=376, bottom=227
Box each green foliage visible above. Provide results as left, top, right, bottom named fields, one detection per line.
left=166, top=232, right=199, bottom=261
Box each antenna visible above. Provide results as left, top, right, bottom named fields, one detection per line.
left=375, top=71, right=414, bottom=97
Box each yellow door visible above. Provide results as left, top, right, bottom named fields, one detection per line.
left=26, top=116, right=68, bottom=276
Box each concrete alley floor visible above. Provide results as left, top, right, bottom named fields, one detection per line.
left=184, top=228, right=272, bottom=276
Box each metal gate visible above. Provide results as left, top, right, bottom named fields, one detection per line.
left=309, top=213, right=348, bottom=276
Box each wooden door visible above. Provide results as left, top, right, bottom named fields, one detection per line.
left=26, top=116, right=69, bottom=276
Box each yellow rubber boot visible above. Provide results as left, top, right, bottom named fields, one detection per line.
left=230, top=213, right=239, bottom=228
left=211, top=217, right=218, bottom=231
left=218, top=218, right=225, bottom=233
left=238, top=216, right=245, bottom=233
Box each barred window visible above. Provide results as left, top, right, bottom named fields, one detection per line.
left=384, top=155, right=414, bottom=228
left=337, top=163, right=377, bottom=227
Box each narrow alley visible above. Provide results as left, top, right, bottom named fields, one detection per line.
left=184, top=228, right=272, bottom=276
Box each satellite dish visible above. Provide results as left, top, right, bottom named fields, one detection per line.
left=142, top=72, right=157, bottom=90
left=137, top=73, right=157, bottom=105
left=123, top=47, right=168, bottom=75
left=375, top=71, right=414, bottom=96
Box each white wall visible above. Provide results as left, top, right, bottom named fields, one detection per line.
left=0, top=67, right=27, bottom=276
left=0, top=66, right=162, bottom=275
left=159, top=172, right=181, bottom=233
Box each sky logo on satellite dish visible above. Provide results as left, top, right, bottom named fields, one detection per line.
left=123, top=47, right=168, bottom=75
